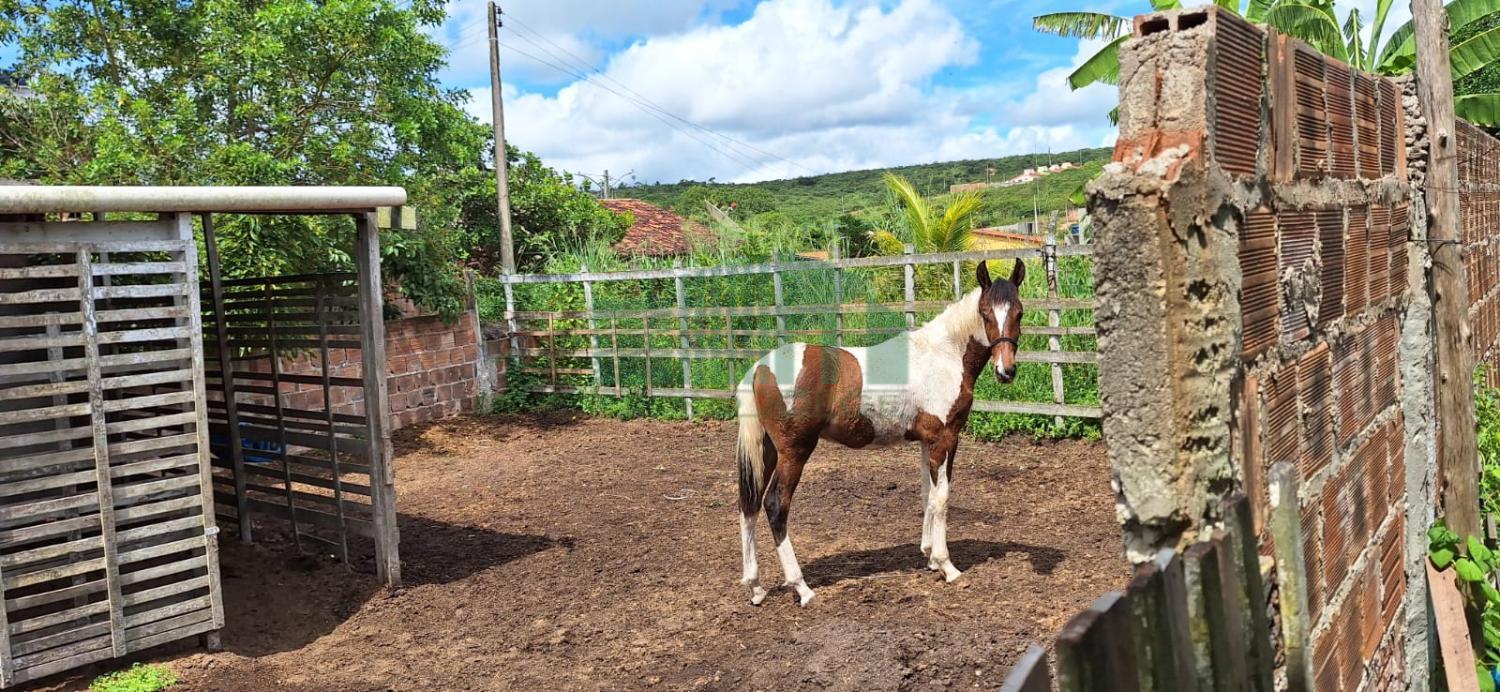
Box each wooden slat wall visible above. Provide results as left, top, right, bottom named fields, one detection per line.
left=0, top=221, right=221, bottom=687
left=200, top=272, right=372, bottom=569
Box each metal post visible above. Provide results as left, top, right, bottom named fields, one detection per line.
left=674, top=259, right=694, bottom=420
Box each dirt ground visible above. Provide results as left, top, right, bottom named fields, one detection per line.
left=37, top=413, right=1130, bottom=691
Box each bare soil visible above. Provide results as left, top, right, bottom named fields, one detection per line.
left=34, top=413, right=1129, bottom=691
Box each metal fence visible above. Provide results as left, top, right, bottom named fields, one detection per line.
left=494, top=243, right=1101, bottom=420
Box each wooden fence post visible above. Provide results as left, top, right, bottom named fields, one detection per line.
left=582, top=263, right=602, bottom=389
left=674, top=259, right=694, bottom=420
left=904, top=244, right=916, bottom=329
left=773, top=251, right=786, bottom=346
left=355, top=211, right=400, bottom=587
left=1045, top=238, right=1066, bottom=426
left=1268, top=461, right=1314, bottom=691
left=952, top=259, right=962, bottom=300
left=832, top=244, right=844, bottom=347
left=999, top=644, right=1051, bottom=692
left=504, top=280, right=518, bottom=355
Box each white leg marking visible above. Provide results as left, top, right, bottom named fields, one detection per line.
left=920, top=443, right=933, bottom=559
left=740, top=514, right=768, bottom=605
left=928, top=464, right=963, bottom=582
left=776, top=536, right=816, bottom=606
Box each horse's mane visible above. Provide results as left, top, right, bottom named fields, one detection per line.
left=918, top=288, right=985, bottom=349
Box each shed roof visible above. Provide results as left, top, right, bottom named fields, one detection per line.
left=0, top=186, right=406, bottom=214
left=600, top=198, right=712, bottom=256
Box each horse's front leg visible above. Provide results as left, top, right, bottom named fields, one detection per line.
left=925, top=438, right=962, bottom=582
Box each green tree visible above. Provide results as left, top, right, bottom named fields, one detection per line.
left=1035, top=0, right=1500, bottom=125
left=0, top=0, right=490, bottom=317
left=457, top=147, right=629, bottom=273
left=673, top=185, right=776, bottom=221
left=871, top=173, right=983, bottom=255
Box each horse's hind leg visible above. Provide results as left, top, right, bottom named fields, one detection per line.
left=764, top=449, right=816, bottom=606
left=919, top=442, right=934, bottom=561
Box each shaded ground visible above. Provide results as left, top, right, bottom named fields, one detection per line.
left=34, top=413, right=1129, bottom=691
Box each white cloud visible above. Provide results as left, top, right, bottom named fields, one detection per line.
left=475, top=0, right=1114, bottom=184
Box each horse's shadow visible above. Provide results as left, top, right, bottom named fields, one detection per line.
left=803, top=539, right=1064, bottom=588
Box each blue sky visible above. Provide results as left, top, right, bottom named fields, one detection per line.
left=434, top=0, right=1131, bottom=185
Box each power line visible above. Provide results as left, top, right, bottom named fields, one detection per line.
left=502, top=13, right=816, bottom=177
left=498, top=41, right=770, bottom=173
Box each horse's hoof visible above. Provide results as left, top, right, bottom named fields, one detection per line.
left=749, top=586, right=769, bottom=605
left=941, top=564, right=963, bottom=583
left=927, top=559, right=941, bottom=572
left=797, top=590, right=816, bottom=607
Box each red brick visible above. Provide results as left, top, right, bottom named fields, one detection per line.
left=1300, top=345, right=1333, bottom=479
left=1360, top=564, right=1381, bottom=660
left=1303, top=498, right=1325, bottom=622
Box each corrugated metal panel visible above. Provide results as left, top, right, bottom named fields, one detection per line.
left=1213, top=11, right=1266, bottom=177
left=1241, top=208, right=1279, bottom=359
left=1325, top=61, right=1356, bottom=179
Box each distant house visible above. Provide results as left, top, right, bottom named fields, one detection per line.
left=600, top=198, right=713, bottom=257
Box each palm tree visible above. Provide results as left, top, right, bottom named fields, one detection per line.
left=1035, top=0, right=1500, bottom=125
left=870, top=173, right=983, bottom=255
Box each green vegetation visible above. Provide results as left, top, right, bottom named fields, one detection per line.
left=1035, top=0, right=1500, bottom=125
left=625, top=148, right=1112, bottom=227
left=1428, top=522, right=1500, bottom=690
left=479, top=247, right=1099, bottom=441
left=91, top=664, right=178, bottom=692
left=0, top=0, right=627, bottom=319
left=870, top=173, right=983, bottom=254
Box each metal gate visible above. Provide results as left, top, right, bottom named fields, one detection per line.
left=0, top=214, right=223, bottom=686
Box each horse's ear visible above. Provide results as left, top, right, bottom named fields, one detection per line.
left=1010, top=259, right=1026, bottom=287
left=977, top=261, right=992, bottom=290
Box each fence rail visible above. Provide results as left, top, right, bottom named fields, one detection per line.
left=496, top=243, right=1100, bottom=419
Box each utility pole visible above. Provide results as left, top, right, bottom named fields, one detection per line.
left=1412, top=0, right=1481, bottom=539
left=488, top=0, right=515, bottom=274
left=603, top=169, right=611, bottom=199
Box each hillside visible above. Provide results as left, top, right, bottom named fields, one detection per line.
left=620, top=146, right=1114, bottom=226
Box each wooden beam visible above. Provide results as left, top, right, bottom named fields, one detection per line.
left=1411, top=0, right=1481, bottom=538
left=355, top=211, right=401, bottom=587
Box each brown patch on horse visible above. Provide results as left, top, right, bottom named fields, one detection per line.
left=752, top=346, right=879, bottom=542
left=754, top=346, right=875, bottom=453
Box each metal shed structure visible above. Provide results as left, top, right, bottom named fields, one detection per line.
left=0, top=186, right=404, bottom=686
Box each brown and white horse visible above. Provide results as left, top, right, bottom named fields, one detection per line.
left=735, top=259, right=1025, bottom=606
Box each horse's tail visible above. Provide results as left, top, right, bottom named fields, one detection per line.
left=736, top=378, right=777, bottom=517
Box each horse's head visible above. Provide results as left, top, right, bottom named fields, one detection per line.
left=976, top=259, right=1025, bottom=384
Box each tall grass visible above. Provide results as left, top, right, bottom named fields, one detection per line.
left=477, top=246, right=1099, bottom=440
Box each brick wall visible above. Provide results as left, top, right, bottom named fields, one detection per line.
left=1460, top=119, right=1500, bottom=386
left=1092, top=7, right=1432, bottom=689
left=239, top=309, right=490, bottom=430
